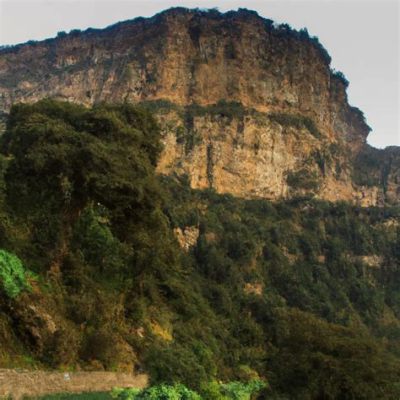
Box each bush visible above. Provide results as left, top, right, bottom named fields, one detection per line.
left=0, top=249, right=30, bottom=298
left=112, top=384, right=202, bottom=400
left=112, top=381, right=267, bottom=400
left=332, top=70, right=349, bottom=88
left=220, top=380, right=267, bottom=400
left=72, top=206, right=131, bottom=279
left=200, top=380, right=267, bottom=400
left=200, top=381, right=229, bottom=400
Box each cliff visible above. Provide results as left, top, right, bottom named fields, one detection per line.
left=1, top=14, right=400, bottom=394
left=0, top=7, right=398, bottom=204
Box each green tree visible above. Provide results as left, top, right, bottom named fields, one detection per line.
left=0, top=249, right=30, bottom=298
left=2, top=99, right=164, bottom=272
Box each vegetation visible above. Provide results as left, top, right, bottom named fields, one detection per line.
left=112, top=381, right=266, bottom=400
left=268, top=112, right=321, bottom=138
left=162, top=179, right=400, bottom=397
left=140, top=100, right=253, bottom=154
left=332, top=70, right=350, bottom=88
left=30, top=393, right=112, bottom=400
left=0, top=100, right=400, bottom=399
left=30, top=381, right=266, bottom=400
left=185, top=100, right=248, bottom=121
left=0, top=249, right=31, bottom=298
left=113, top=384, right=201, bottom=400
left=286, top=168, right=320, bottom=191
left=140, top=99, right=255, bottom=121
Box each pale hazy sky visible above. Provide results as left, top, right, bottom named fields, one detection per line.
left=0, top=0, right=399, bottom=148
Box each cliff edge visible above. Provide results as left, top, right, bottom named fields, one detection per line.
left=0, top=7, right=398, bottom=204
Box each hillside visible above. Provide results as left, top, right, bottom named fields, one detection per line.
left=0, top=7, right=399, bottom=400
left=0, top=7, right=398, bottom=205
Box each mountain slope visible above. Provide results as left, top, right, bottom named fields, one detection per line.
left=0, top=99, right=399, bottom=399
left=0, top=8, right=400, bottom=399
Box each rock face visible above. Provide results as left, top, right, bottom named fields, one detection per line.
left=174, top=226, right=200, bottom=251
left=0, top=7, right=398, bottom=204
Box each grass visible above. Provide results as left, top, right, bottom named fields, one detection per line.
left=27, top=392, right=112, bottom=400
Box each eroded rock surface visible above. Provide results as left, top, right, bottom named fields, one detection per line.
left=0, top=7, right=398, bottom=204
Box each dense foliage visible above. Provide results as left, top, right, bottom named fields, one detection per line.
left=113, top=384, right=201, bottom=400
left=0, top=100, right=400, bottom=399
left=112, top=380, right=266, bottom=400
left=0, top=249, right=30, bottom=298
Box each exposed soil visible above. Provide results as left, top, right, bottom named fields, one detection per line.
left=0, top=369, right=148, bottom=399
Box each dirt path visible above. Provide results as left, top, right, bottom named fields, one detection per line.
left=0, top=369, right=148, bottom=399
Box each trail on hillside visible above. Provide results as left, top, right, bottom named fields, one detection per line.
left=0, top=369, right=148, bottom=399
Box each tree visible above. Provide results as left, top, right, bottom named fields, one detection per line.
left=1, top=99, right=164, bottom=270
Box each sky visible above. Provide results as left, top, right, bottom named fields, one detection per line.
left=0, top=0, right=399, bottom=148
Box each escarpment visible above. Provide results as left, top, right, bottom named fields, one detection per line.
left=0, top=7, right=398, bottom=204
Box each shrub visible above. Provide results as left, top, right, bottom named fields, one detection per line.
left=72, top=206, right=131, bottom=278
left=200, top=381, right=229, bottom=400
left=112, top=387, right=141, bottom=400
left=200, top=380, right=267, bottom=400
left=220, top=380, right=267, bottom=400
left=112, top=384, right=202, bottom=400
left=0, top=249, right=30, bottom=298
left=332, top=70, right=349, bottom=88
left=185, top=100, right=247, bottom=121
left=112, top=381, right=267, bottom=400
